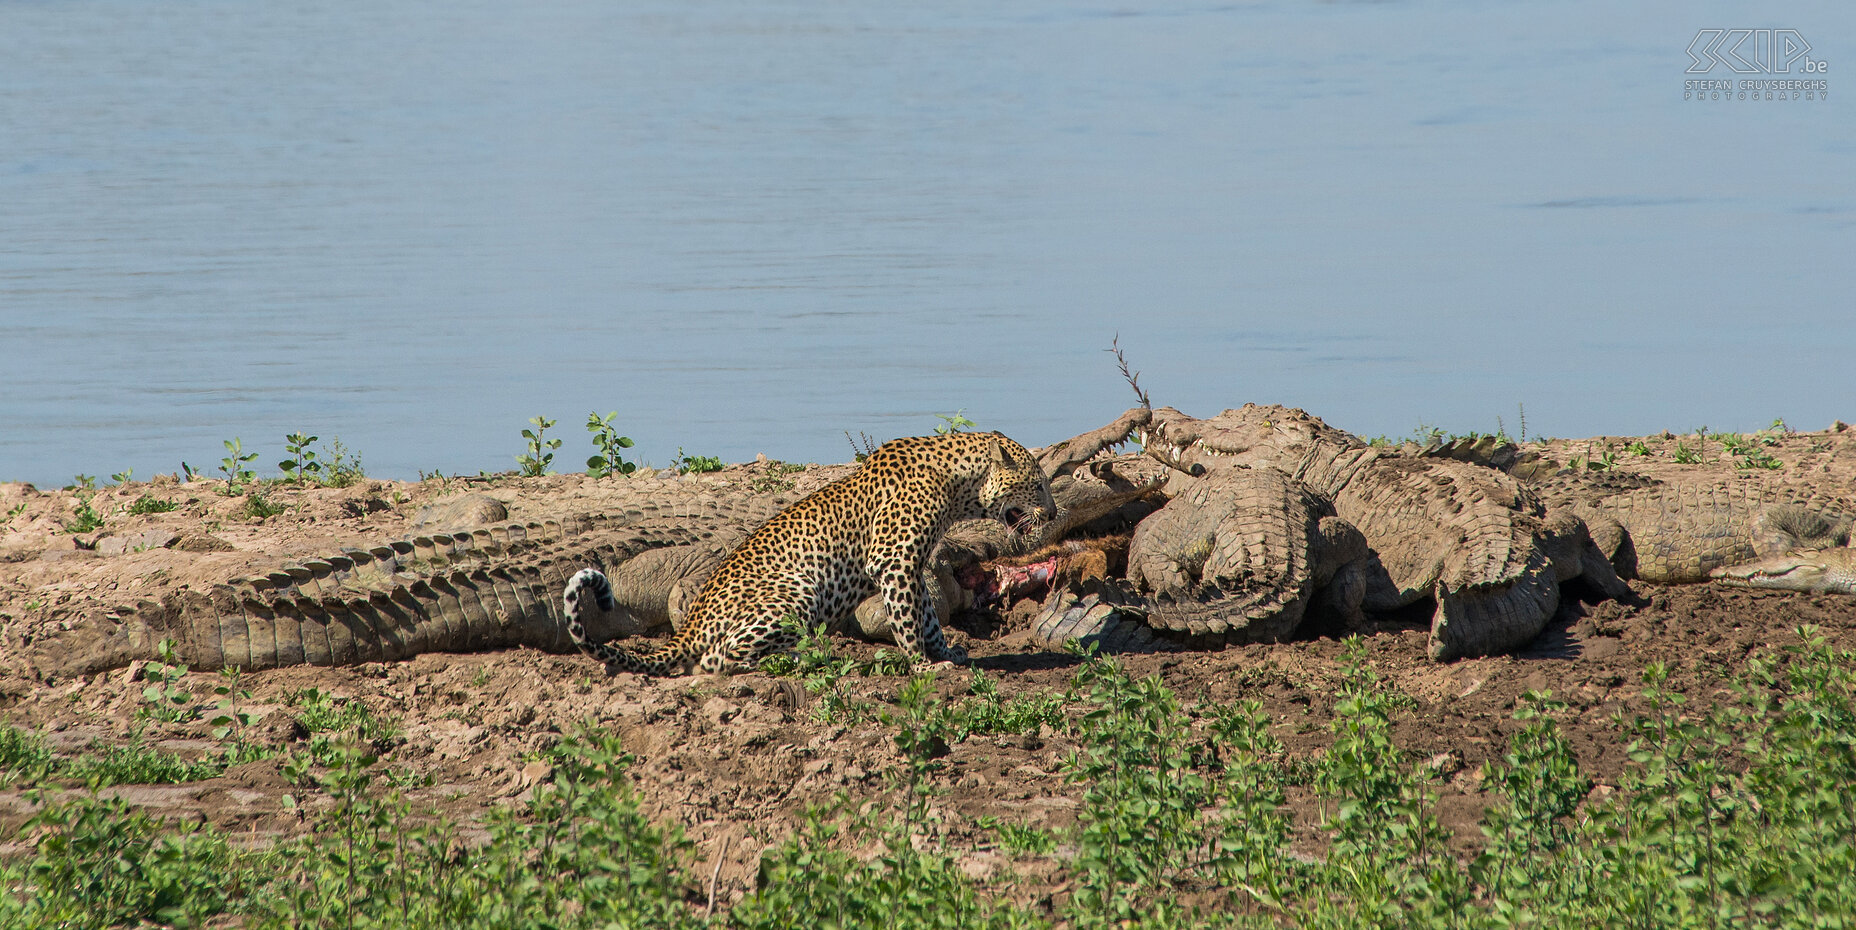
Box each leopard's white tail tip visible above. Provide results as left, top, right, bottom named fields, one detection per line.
left=562, top=568, right=616, bottom=644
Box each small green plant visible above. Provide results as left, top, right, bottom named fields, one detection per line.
left=584, top=410, right=638, bottom=478
left=210, top=668, right=257, bottom=743
left=109, top=469, right=132, bottom=485
left=287, top=687, right=399, bottom=769
left=758, top=619, right=874, bottom=724
left=218, top=437, right=258, bottom=488
left=0, top=726, right=57, bottom=787
left=242, top=492, right=285, bottom=521
left=277, top=432, right=322, bottom=484
left=1474, top=690, right=1588, bottom=902
left=179, top=461, right=202, bottom=482
left=64, top=494, right=104, bottom=534
left=1, top=725, right=228, bottom=789
left=1723, top=427, right=1785, bottom=469
left=64, top=743, right=228, bottom=787
left=317, top=437, right=365, bottom=487
left=517, top=415, right=560, bottom=476
left=10, top=790, right=252, bottom=927
left=1673, top=440, right=1702, bottom=464
left=1685, top=426, right=1712, bottom=463
left=3, top=501, right=26, bottom=523
left=671, top=447, right=724, bottom=474
left=1578, top=444, right=1618, bottom=472
left=749, top=460, right=805, bottom=493
left=68, top=474, right=97, bottom=491
left=1626, top=440, right=1652, bottom=456
left=933, top=409, right=977, bottom=434
left=1736, top=447, right=1782, bottom=470
left=937, top=668, right=1064, bottom=741
left=138, top=639, right=198, bottom=723
left=127, top=494, right=177, bottom=515
left=980, top=815, right=1058, bottom=855
left=1063, top=652, right=1209, bottom=924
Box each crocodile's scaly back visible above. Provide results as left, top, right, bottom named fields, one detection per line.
left=1127, top=468, right=1368, bottom=643
left=36, top=494, right=791, bottom=677
left=1536, top=474, right=1854, bottom=583
left=1106, top=404, right=1628, bottom=659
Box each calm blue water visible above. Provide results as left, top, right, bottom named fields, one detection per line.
left=2, top=0, right=1849, bottom=487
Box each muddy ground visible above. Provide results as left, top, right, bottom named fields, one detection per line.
left=2, top=422, right=1854, bottom=911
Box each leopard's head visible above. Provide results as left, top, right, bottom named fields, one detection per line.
left=979, top=433, right=1057, bottom=537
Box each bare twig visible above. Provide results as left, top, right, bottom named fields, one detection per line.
left=844, top=430, right=879, bottom=462
left=706, top=833, right=732, bottom=914
left=1107, top=333, right=1152, bottom=411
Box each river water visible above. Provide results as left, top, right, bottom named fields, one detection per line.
left=1, top=0, right=1848, bottom=486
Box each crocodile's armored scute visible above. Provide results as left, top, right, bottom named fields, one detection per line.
left=1535, top=474, right=1854, bottom=583
left=1068, top=404, right=1629, bottom=659
left=30, top=490, right=798, bottom=676
left=1127, top=468, right=1367, bottom=644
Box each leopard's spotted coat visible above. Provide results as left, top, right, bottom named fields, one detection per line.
left=562, top=431, right=1056, bottom=675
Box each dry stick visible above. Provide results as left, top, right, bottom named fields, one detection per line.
left=1107, top=332, right=1152, bottom=411
left=1106, top=333, right=1202, bottom=474
left=706, top=833, right=733, bottom=914
left=1101, top=336, right=1205, bottom=479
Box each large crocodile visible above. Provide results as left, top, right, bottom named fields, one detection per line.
left=1134, top=404, right=1629, bottom=659
left=25, top=493, right=791, bottom=678
left=1531, top=472, right=1852, bottom=584
left=1125, top=466, right=1369, bottom=644
left=1009, top=404, right=1631, bottom=659
left=1413, top=434, right=1856, bottom=584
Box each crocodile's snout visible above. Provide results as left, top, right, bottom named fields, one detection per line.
left=1711, top=551, right=1852, bottom=593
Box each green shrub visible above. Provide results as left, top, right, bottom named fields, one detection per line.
left=127, top=494, right=179, bottom=515
left=585, top=410, right=638, bottom=478
left=518, top=415, right=560, bottom=476
left=672, top=447, right=725, bottom=474
left=8, top=791, right=258, bottom=928
left=259, top=729, right=701, bottom=930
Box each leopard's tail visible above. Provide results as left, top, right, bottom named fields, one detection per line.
left=562, top=568, right=698, bottom=675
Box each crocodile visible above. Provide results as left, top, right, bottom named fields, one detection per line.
left=27, top=493, right=792, bottom=678
left=1711, top=545, right=1856, bottom=593
left=1026, top=404, right=1630, bottom=659
left=1397, top=434, right=1856, bottom=584
left=1125, top=466, right=1369, bottom=644
left=1530, top=472, right=1853, bottom=584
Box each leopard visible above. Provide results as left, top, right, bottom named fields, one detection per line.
left=561, top=431, right=1057, bottom=676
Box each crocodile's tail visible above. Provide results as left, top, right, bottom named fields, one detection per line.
left=563, top=568, right=699, bottom=675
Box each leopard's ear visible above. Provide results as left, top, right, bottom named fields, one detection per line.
left=988, top=433, right=1013, bottom=467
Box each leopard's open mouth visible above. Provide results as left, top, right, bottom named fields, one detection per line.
left=1003, top=507, right=1038, bottom=535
